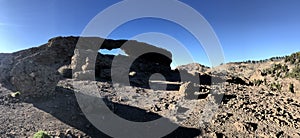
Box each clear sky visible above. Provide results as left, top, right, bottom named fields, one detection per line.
left=1, top=0, right=300, bottom=67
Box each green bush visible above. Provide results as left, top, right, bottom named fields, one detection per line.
left=33, top=131, right=50, bottom=138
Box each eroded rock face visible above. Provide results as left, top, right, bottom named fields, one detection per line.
left=71, top=49, right=98, bottom=81
left=0, top=37, right=77, bottom=97
left=8, top=37, right=78, bottom=97
left=10, top=60, right=60, bottom=97
left=0, top=36, right=176, bottom=97
left=0, top=54, right=14, bottom=84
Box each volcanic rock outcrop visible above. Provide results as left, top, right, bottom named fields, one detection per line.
left=1, top=37, right=78, bottom=97
left=0, top=36, right=177, bottom=97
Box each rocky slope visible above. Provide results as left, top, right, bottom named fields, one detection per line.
left=0, top=36, right=299, bottom=137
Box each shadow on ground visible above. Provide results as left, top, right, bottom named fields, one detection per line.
left=26, top=86, right=202, bottom=138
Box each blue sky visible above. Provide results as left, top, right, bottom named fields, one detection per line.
left=1, top=0, right=300, bottom=67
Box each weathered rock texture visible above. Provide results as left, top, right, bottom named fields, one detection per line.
left=0, top=37, right=77, bottom=97
left=0, top=36, right=177, bottom=97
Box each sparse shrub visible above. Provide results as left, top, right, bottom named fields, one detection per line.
left=270, top=82, right=282, bottom=91
left=277, top=74, right=281, bottom=78
left=33, top=131, right=50, bottom=138
left=282, top=65, right=288, bottom=72
left=271, top=74, right=275, bottom=78
left=253, top=79, right=263, bottom=86
left=289, top=83, right=295, bottom=93
left=276, top=82, right=282, bottom=91
left=261, top=70, right=268, bottom=76
left=285, top=52, right=300, bottom=64
left=286, top=65, right=300, bottom=80
left=262, top=64, right=289, bottom=77
left=264, top=78, right=267, bottom=85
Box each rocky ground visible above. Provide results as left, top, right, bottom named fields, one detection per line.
left=0, top=37, right=299, bottom=137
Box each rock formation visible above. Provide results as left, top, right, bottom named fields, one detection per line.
left=0, top=37, right=78, bottom=97
left=0, top=36, right=177, bottom=97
